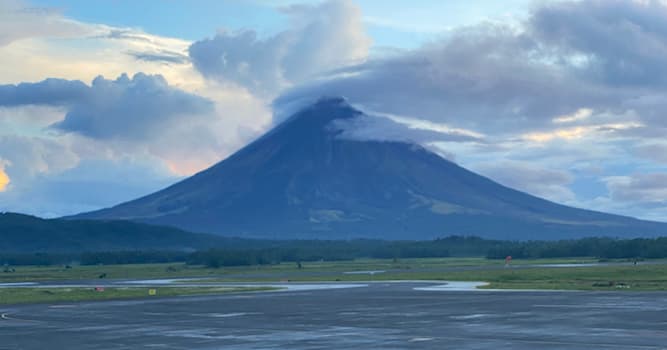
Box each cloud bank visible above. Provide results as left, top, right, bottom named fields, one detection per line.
left=0, top=73, right=214, bottom=140
left=189, top=0, right=370, bottom=96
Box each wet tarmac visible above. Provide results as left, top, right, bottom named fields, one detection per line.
left=1, top=281, right=666, bottom=349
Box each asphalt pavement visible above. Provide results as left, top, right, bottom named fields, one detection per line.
left=1, top=281, right=666, bottom=349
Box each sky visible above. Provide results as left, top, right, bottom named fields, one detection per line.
left=1, top=0, right=667, bottom=222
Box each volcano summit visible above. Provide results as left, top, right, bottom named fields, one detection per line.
left=73, top=98, right=667, bottom=239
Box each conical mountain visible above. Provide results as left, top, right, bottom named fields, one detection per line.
left=73, top=97, right=667, bottom=239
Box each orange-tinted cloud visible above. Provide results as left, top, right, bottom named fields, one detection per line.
left=0, top=167, right=9, bottom=191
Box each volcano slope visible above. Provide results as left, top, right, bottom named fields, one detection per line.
left=73, top=98, right=667, bottom=240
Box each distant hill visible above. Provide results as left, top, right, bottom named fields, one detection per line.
left=0, top=212, right=230, bottom=253
left=72, top=97, right=667, bottom=240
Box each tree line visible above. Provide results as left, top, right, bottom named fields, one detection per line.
left=1, top=236, right=666, bottom=267
left=485, top=237, right=667, bottom=259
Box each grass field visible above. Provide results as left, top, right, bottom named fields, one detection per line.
left=189, top=262, right=667, bottom=291
left=0, top=286, right=277, bottom=305
left=1, top=257, right=666, bottom=296
left=0, top=257, right=603, bottom=283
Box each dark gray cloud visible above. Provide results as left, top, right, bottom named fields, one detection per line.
left=0, top=78, right=88, bottom=106
left=474, top=160, right=575, bottom=202
left=275, top=24, right=612, bottom=134
left=531, top=0, right=667, bottom=87
left=188, top=0, right=370, bottom=96
left=0, top=73, right=214, bottom=140
left=634, top=143, right=667, bottom=164
left=189, top=30, right=286, bottom=94
left=275, top=0, right=667, bottom=136
left=127, top=50, right=189, bottom=64
left=605, top=173, right=667, bottom=204
left=103, top=29, right=153, bottom=42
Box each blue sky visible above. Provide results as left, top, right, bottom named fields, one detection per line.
left=1, top=0, right=667, bottom=222
left=31, top=0, right=534, bottom=47
left=31, top=0, right=290, bottom=41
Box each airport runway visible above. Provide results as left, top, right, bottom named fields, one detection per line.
left=1, top=282, right=666, bottom=349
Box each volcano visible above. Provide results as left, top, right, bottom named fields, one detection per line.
left=73, top=97, right=667, bottom=239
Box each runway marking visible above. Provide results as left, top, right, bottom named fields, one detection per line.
left=343, top=270, right=385, bottom=275
left=1, top=312, right=40, bottom=323
left=450, top=313, right=491, bottom=320
left=205, top=312, right=262, bottom=318
left=438, top=334, right=665, bottom=349
left=533, top=304, right=665, bottom=310
left=408, top=337, right=433, bottom=342
left=0, top=282, right=37, bottom=287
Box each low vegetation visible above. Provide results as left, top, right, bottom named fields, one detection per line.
left=2, top=257, right=667, bottom=291
left=0, top=286, right=276, bottom=305
left=477, top=265, right=667, bottom=291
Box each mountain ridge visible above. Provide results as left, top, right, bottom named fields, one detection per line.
left=0, top=212, right=233, bottom=253
left=71, top=97, right=667, bottom=240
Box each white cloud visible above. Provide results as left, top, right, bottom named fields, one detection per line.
left=0, top=156, right=180, bottom=217
left=634, top=142, right=667, bottom=164
left=475, top=160, right=576, bottom=203
left=0, top=0, right=276, bottom=215
left=0, top=26, right=194, bottom=87
left=521, top=121, right=644, bottom=143
left=276, top=0, right=667, bottom=145
left=189, top=0, right=371, bottom=96
left=605, top=173, right=667, bottom=204
left=553, top=108, right=593, bottom=123
left=0, top=105, right=65, bottom=129
left=0, top=0, right=89, bottom=46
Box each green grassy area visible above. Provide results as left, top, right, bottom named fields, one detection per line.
left=254, top=264, right=667, bottom=291
left=0, top=286, right=277, bottom=305
left=184, top=259, right=667, bottom=291
left=0, top=257, right=604, bottom=283
left=2, top=257, right=666, bottom=292
left=477, top=264, right=667, bottom=291
left=0, top=263, right=217, bottom=283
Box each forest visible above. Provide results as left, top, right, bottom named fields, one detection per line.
left=2, top=236, right=666, bottom=267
